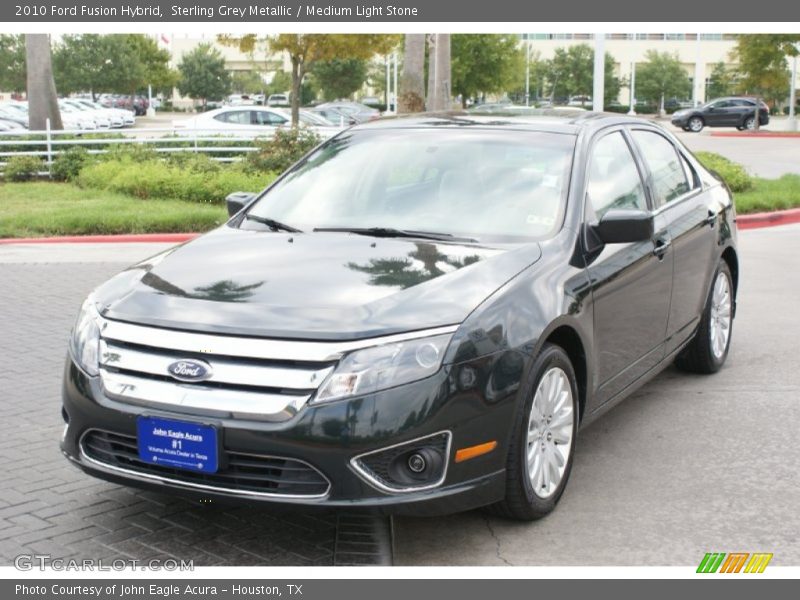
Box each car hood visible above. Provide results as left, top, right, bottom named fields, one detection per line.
left=94, top=226, right=542, bottom=340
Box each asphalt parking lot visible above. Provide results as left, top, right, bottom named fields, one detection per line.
left=1, top=224, right=799, bottom=567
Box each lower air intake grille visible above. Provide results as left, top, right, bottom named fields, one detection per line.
left=81, top=430, right=330, bottom=498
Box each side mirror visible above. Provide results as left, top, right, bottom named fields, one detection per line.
left=226, top=191, right=257, bottom=217
left=592, top=209, right=654, bottom=244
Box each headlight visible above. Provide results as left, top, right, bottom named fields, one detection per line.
left=69, top=296, right=101, bottom=376
left=312, top=333, right=452, bottom=404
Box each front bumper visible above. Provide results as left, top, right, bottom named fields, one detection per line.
left=61, top=349, right=524, bottom=515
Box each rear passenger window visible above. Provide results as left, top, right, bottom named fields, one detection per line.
left=586, top=131, right=648, bottom=218
left=631, top=130, right=690, bottom=206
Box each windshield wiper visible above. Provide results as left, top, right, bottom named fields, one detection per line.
left=244, top=213, right=302, bottom=233
left=313, top=227, right=478, bottom=244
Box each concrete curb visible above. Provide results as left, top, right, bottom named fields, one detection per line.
left=0, top=233, right=199, bottom=245
left=737, top=207, right=800, bottom=230
left=1, top=210, right=798, bottom=245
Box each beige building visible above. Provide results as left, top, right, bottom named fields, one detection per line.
left=522, top=33, right=740, bottom=105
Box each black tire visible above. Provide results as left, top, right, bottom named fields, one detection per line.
left=487, top=343, right=579, bottom=521
left=688, top=116, right=704, bottom=132
left=675, top=261, right=734, bottom=374
left=682, top=126, right=691, bottom=132
left=743, top=116, right=755, bottom=130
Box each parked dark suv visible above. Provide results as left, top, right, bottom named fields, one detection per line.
left=671, top=97, right=769, bottom=132
left=61, top=111, right=738, bottom=520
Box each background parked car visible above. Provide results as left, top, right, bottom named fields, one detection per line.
left=267, top=94, right=290, bottom=107
left=671, top=97, right=770, bottom=132
left=315, top=101, right=380, bottom=124
left=172, top=106, right=341, bottom=137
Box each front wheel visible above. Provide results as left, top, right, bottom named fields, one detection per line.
left=676, top=261, right=734, bottom=373
left=488, top=343, right=578, bottom=520
left=688, top=116, right=704, bottom=132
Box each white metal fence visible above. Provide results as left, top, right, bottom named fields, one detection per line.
left=0, top=120, right=341, bottom=178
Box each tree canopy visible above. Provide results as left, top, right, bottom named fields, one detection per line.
left=451, top=34, right=524, bottom=107
left=177, top=43, right=232, bottom=109
left=0, top=34, right=26, bottom=94
left=544, top=44, right=620, bottom=106
left=731, top=34, right=800, bottom=104
left=635, top=50, right=692, bottom=110
left=311, top=58, right=369, bottom=101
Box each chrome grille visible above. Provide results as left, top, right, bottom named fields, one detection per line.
left=96, top=318, right=457, bottom=421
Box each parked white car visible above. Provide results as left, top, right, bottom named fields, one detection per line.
left=172, top=106, right=342, bottom=137
left=2, top=101, right=93, bottom=131
left=67, top=99, right=135, bottom=128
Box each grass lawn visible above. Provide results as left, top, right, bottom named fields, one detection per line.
left=735, top=175, right=800, bottom=214
left=0, top=182, right=227, bottom=238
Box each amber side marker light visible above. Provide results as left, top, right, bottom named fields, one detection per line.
left=454, top=441, right=497, bottom=463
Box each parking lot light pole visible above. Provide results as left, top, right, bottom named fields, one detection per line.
left=593, top=34, right=605, bottom=112
left=789, top=45, right=799, bottom=132
left=628, top=62, right=636, bottom=115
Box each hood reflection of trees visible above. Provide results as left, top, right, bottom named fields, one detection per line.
left=348, top=242, right=482, bottom=289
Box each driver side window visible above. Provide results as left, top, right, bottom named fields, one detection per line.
left=586, top=131, right=648, bottom=219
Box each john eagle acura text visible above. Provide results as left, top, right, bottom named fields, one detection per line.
left=61, top=112, right=738, bottom=519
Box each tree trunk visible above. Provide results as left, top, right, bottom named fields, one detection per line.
left=25, top=34, right=62, bottom=130
left=290, top=56, right=303, bottom=127
left=426, top=35, right=436, bottom=111
left=399, top=34, right=425, bottom=113
left=435, top=34, right=451, bottom=110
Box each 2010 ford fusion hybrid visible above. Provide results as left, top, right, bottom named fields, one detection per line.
left=61, top=112, right=738, bottom=520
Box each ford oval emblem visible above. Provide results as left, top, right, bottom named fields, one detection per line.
left=167, top=359, right=212, bottom=382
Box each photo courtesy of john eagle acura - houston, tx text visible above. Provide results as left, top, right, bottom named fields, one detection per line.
left=61, top=110, right=738, bottom=521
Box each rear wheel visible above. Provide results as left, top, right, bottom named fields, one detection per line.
left=676, top=261, right=734, bottom=374
left=743, top=116, right=756, bottom=130
left=688, top=116, right=704, bottom=132
left=489, top=343, right=578, bottom=520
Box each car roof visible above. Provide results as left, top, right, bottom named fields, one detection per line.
left=349, top=110, right=662, bottom=135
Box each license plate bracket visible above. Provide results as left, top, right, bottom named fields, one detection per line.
left=136, top=416, right=219, bottom=474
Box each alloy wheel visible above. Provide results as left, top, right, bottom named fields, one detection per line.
left=689, top=117, right=704, bottom=132
left=709, top=271, right=732, bottom=360
left=526, top=367, right=575, bottom=499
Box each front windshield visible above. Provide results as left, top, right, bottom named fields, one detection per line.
left=244, top=128, right=576, bottom=242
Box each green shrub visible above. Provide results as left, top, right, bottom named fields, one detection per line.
left=3, top=155, right=43, bottom=182
left=245, top=127, right=321, bottom=173
left=51, top=146, right=92, bottom=182
left=103, top=142, right=159, bottom=163
left=694, top=151, right=754, bottom=193
left=165, top=152, right=221, bottom=173
left=76, top=158, right=272, bottom=203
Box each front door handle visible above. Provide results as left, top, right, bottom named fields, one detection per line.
left=705, top=210, right=717, bottom=228
left=653, top=237, right=671, bottom=259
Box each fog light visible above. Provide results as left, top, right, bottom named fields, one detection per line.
left=407, top=453, right=427, bottom=473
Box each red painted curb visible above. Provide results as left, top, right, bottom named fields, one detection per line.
left=710, top=131, right=800, bottom=138
left=0, top=233, right=200, bottom=245
left=737, top=208, right=800, bottom=230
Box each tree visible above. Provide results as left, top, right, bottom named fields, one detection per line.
left=219, top=34, right=399, bottom=124
left=731, top=34, right=800, bottom=106
left=231, top=70, right=265, bottom=94
left=399, top=34, right=425, bottom=113
left=707, top=61, right=735, bottom=100
left=543, top=44, right=620, bottom=106
left=311, top=58, right=368, bottom=101
left=25, top=34, right=62, bottom=130
left=177, top=43, right=231, bottom=110
left=53, top=35, right=174, bottom=99
left=451, top=34, right=524, bottom=107
left=426, top=34, right=451, bottom=111
left=635, top=50, right=692, bottom=114
left=0, top=34, right=26, bottom=94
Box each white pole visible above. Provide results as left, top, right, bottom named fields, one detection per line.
left=628, top=62, right=636, bottom=115
left=385, top=55, right=390, bottom=112
left=789, top=51, right=798, bottom=132
left=693, top=34, right=702, bottom=107
left=592, top=34, right=605, bottom=112
left=525, top=37, right=531, bottom=106
left=393, top=52, right=398, bottom=114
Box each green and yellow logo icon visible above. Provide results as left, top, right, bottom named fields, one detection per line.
left=697, top=552, right=773, bottom=573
